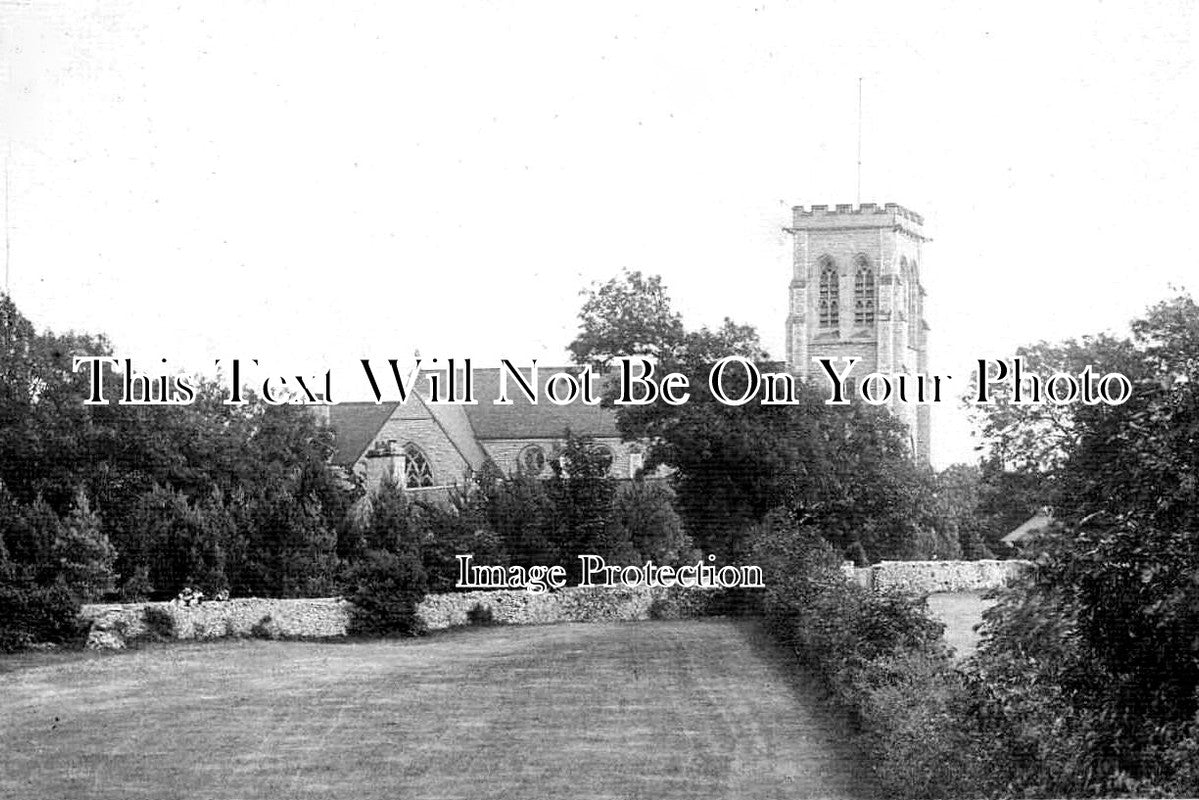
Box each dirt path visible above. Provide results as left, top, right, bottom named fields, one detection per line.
left=1, top=619, right=873, bottom=799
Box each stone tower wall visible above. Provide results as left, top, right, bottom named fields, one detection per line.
left=785, top=202, right=931, bottom=462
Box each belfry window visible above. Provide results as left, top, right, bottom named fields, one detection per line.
left=403, top=443, right=434, bottom=488
left=818, top=259, right=839, bottom=329
left=853, top=260, right=875, bottom=325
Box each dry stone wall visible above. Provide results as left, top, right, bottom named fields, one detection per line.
left=845, top=559, right=1032, bottom=593
left=78, top=560, right=1032, bottom=649
left=80, top=597, right=353, bottom=649
left=80, top=585, right=720, bottom=649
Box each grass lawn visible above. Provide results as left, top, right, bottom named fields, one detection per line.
left=0, top=619, right=873, bottom=799
left=926, top=591, right=998, bottom=659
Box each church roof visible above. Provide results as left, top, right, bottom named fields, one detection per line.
left=1001, top=508, right=1054, bottom=546
left=462, top=367, right=618, bottom=441
left=425, top=401, right=489, bottom=469
left=327, top=402, right=401, bottom=465
left=326, top=365, right=619, bottom=466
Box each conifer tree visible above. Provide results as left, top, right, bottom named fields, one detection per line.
left=53, top=489, right=117, bottom=601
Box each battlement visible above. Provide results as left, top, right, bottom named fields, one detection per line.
left=788, top=202, right=927, bottom=239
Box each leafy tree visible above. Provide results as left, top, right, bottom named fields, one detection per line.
left=967, top=334, right=1142, bottom=476
left=568, top=270, right=686, bottom=367
left=930, top=464, right=993, bottom=560
left=972, top=294, right=1199, bottom=791
left=607, top=480, right=694, bottom=565
left=569, top=270, right=944, bottom=562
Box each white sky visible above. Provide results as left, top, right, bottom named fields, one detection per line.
left=3, top=1, right=1196, bottom=467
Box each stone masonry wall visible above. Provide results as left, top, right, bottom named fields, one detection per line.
left=80, top=597, right=354, bottom=649
left=79, top=585, right=719, bottom=649
left=78, top=560, right=1030, bottom=649
left=843, top=559, right=1032, bottom=594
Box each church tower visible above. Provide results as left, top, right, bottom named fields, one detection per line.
left=784, top=202, right=931, bottom=464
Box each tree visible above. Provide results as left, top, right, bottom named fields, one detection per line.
left=477, top=462, right=558, bottom=569
left=973, top=294, right=1199, bottom=790
left=52, top=489, right=117, bottom=602
left=570, top=271, right=942, bottom=562
left=546, top=432, right=621, bottom=579
left=930, top=464, right=993, bottom=560
left=568, top=270, right=687, bottom=367
left=131, top=485, right=231, bottom=598
left=607, top=480, right=694, bottom=565
left=967, top=334, right=1142, bottom=476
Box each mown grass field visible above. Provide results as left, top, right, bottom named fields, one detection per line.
left=0, top=619, right=874, bottom=799
left=926, top=591, right=997, bottom=659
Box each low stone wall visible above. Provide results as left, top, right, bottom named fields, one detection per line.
left=416, top=585, right=717, bottom=629
left=862, top=559, right=1031, bottom=593
left=80, top=585, right=722, bottom=649
left=80, top=597, right=353, bottom=649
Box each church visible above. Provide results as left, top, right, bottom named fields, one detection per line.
left=323, top=367, right=647, bottom=496
left=785, top=202, right=931, bottom=464
left=326, top=202, right=930, bottom=492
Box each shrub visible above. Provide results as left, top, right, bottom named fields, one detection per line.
left=0, top=581, right=83, bottom=652
left=347, top=549, right=427, bottom=637
left=141, top=605, right=175, bottom=640
left=607, top=481, right=693, bottom=565
left=250, top=614, right=275, bottom=639
left=466, top=603, right=495, bottom=626
left=416, top=503, right=508, bottom=594
left=752, top=513, right=984, bottom=798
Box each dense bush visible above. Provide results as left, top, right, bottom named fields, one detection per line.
left=140, top=605, right=175, bottom=640
left=415, top=500, right=510, bottom=594
left=959, top=556, right=1199, bottom=798
left=346, top=549, right=427, bottom=637
left=956, top=296, right=1199, bottom=796
left=0, top=581, right=83, bottom=652
left=606, top=480, right=696, bottom=565
left=753, top=514, right=985, bottom=798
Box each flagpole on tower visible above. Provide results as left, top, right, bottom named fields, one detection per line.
left=856, top=77, right=863, bottom=206
left=4, top=141, right=10, bottom=295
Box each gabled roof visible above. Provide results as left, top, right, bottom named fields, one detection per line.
left=328, top=402, right=400, bottom=465
left=424, top=401, right=489, bottom=471
left=462, top=367, right=618, bottom=440
left=1001, top=508, right=1054, bottom=546
left=325, top=365, right=619, bottom=466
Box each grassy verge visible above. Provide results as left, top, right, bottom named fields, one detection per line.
left=1, top=619, right=874, bottom=800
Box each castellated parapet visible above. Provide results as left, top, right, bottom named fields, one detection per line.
left=784, top=201, right=932, bottom=464
left=789, top=202, right=928, bottom=241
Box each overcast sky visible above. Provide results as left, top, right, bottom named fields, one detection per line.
left=3, top=1, right=1196, bottom=467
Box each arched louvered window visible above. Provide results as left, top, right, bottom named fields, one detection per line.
left=853, top=257, right=875, bottom=326
left=402, top=443, right=434, bottom=488
left=818, top=258, right=839, bottom=329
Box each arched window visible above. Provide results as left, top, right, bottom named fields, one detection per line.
left=402, top=443, right=434, bottom=488
left=853, top=257, right=875, bottom=326
left=519, top=444, right=546, bottom=476
left=818, top=258, right=839, bottom=329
